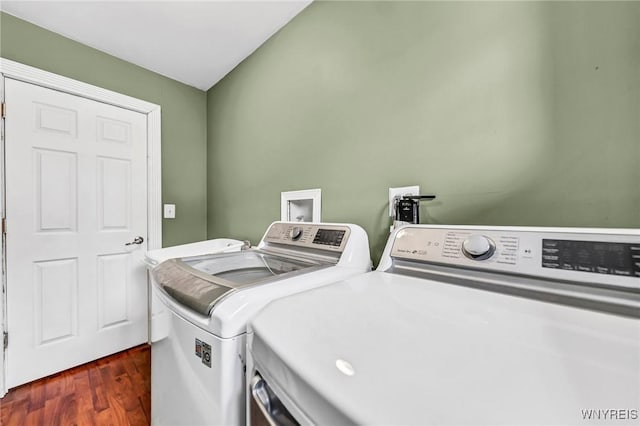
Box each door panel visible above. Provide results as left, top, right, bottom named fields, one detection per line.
left=5, top=78, right=148, bottom=388
left=98, top=156, right=131, bottom=230
left=35, top=102, right=78, bottom=136
left=34, top=258, right=78, bottom=345
left=97, top=253, right=130, bottom=329
left=35, top=149, right=78, bottom=232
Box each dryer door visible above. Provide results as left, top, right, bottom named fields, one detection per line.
left=250, top=374, right=299, bottom=426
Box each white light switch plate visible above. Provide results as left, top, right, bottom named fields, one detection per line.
left=164, top=204, right=176, bottom=219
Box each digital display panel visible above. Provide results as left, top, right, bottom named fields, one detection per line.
left=313, top=229, right=346, bottom=247
left=542, top=239, right=640, bottom=277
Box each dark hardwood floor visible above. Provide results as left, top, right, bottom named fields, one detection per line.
left=1, top=345, right=150, bottom=426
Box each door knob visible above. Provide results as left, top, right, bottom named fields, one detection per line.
left=125, top=236, right=144, bottom=246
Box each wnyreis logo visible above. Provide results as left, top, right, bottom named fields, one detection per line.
left=581, top=409, right=639, bottom=421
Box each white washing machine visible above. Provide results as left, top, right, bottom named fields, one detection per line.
left=144, top=238, right=246, bottom=343
left=149, top=221, right=371, bottom=425
left=247, top=225, right=640, bottom=425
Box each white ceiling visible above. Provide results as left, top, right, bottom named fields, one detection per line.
left=1, top=0, right=311, bottom=91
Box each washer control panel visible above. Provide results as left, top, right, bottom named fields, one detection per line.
left=263, top=223, right=350, bottom=252
left=390, top=226, right=640, bottom=289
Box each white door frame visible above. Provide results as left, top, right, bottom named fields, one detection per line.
left=0, top=58, right=162, bottom=397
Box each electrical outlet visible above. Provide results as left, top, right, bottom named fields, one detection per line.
left=388, top=186, right=419, bottom=217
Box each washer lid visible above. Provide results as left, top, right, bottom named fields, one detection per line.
left=249, top=271, right=640, bottom=425
left=152, top=249, right=327, bottom=315
left=143, top=238, right=244, bottom=267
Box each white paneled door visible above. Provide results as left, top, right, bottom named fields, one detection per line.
left=4, top=78, right=148, bottom=388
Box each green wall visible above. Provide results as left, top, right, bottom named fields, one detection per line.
left=207, top=1, right=640, bottom=262
left=1, top=12, right=208, bottom=247
left=3, top=3, right=637, bottom=261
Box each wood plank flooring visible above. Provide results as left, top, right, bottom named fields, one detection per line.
left=0, top=345, right=150, bottom=426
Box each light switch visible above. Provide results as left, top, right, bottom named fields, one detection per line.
left=164, top=204, right=176, bottom=219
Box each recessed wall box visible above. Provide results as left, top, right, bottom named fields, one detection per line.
left=281, top=189, right=321, bottom=222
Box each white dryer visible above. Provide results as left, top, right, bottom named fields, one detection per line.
left=149, top=222, right=371, bottom=425
left=247, top=225, right=640, bottom=425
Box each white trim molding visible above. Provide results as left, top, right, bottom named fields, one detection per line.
left=0, top=67, right=5, bottom=399
left=0, top=58, right=162, bottom=397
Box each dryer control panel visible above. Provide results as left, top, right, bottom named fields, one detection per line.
left=262, top=223, right=351, bottom=252
left=388, top=226, right=640, bottom=289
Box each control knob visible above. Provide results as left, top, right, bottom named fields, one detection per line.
left=461, top=234, right=496, bottom=260
left=289, top=226, right=303, bottom=241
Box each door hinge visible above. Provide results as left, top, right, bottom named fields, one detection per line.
left=3, top=332, right=7, bottom=350
left=1, top=102, right=5, bottom=119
